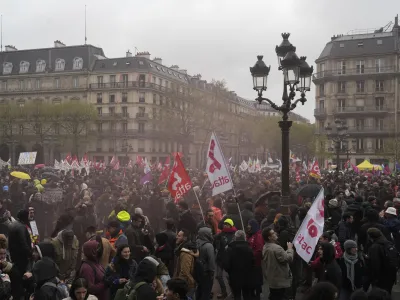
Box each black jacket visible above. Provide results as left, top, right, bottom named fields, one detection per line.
left=214, top=227, right=237, bottom=265
left=338, top=253, right=366, bottom=292
left=223, top=240, right=255, bottom=288
left=178, top=210, right=197, bottom=236
left=367, top=237, right=397, bottom=286
left=219, top=203, right=243, bottom=230
left=337, top=221, right=355, bottom=249
left=8, top=220, right=32, bottom=269
left=358, top=221, right=391, bottom=252
left=240, top=209, right=254, bottom=229
left=318, top=242, right=342, bottom=290
left=32, top=257, right=61, bottom=300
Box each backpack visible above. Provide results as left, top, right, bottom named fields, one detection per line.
left=383, top=242, right=400, bottom=272
left=42, top=281, right=69, bottom=300
left=114, top=280, right=146, bottom=300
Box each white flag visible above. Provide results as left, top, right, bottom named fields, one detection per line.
left=54, top=159, right=60, bottom=169
left=206, top=132, right=234, bottom=196
left=293, top=188, right=325, bottom=263
left=239, top=160, right=248, bottom=172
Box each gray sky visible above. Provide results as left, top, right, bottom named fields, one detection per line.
left=1, top=0, right=398, bottom=122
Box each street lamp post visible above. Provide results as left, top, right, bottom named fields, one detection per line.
left=250, top=33, right=313, bottom=209
left=325, top=119, right=349, bottom=172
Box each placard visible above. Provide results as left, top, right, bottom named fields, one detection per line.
left=41, top=187, right=63, bottom=204
left=18, top=152, right=37, bottom=165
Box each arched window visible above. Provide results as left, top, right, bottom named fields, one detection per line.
left=55, top=58, right=65, bottom=71
left=19, top=61, right=30, bottom=73
left=3, top=62, right=13, bottom=75
left=36, top=59, right=46, bottom=72
left=73, top=57, right=83, bottom=70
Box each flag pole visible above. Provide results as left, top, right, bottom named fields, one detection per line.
left=193, top=188, right=206, bottom=224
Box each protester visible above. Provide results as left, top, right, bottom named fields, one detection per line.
left=52, top=229, right=79, bottom=282
left=63, top=278, right=98, bottom=300
left=195, top=227, right=215, bottom=300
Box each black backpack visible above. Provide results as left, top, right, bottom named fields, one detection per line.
left=383, top=242, right=400, bottom=272
left=41, top=281, right=69, bottom=300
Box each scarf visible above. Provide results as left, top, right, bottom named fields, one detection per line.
left=343, top=252, right=358, bottom=291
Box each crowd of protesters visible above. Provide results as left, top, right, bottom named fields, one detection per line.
left=0, top=163, right=398, bottom=300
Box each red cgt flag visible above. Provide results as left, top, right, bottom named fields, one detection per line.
left=158, top=156, right=170, bottom=185
left=167, top=154, right=192, bottom=203
left=309, top=160, right=321, bottom=179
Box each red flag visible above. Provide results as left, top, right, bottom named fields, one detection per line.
left=127, top=159, right=133, bottom=169
left=172, top=152, right=183, bottom=158
left=309, top=160, right=321, bottom=179
left=158, top=157, right=170, bottom=185
left=109, top=156, right=117, bottom=167
left=113, top=160, right=120, bottom=170
left=167, top=154, right=192, bottom=203
left=136, top=155, right=144, bottom=167
left=83, top=153, right=88, bottom=164
left=157, top=162, right=163, bottom=171
left=65, top=153, right=72, bottom=164
left=72, top=155, right=78, bottom=162
left=295, top=171, right=301, bottom=182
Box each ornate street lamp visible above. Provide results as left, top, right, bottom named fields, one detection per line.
left=325, top=119, right=349, bottom=172
left=250, top=33, right=313, bottom=210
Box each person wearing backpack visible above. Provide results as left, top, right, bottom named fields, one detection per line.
left=78, top=240, right=109, bottom=300
left=366, top=227, right=398, bottom=294
left=31, top=257, right=69, bottom=300
left=195, top=227, right=215, bottom=300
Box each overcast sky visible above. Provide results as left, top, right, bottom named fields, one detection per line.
left=1, top=0, right=398, bottom=122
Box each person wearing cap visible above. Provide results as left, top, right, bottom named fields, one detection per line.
left=382, top=207, right=400, bottom=253
left=366, top=227, right=397, bottom=294
left=338, top=240, right=366, bottom=299
left=116, top=210, right=131, bottom=231
left=214, top=218, right=237, bottom=299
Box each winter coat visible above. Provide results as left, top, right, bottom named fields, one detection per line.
left=51, top=230, right=79, bottom=280
left=125, top=225, right=153, bottom=262
left=367, top=236, right=397, bottom=287
left=262, top=242, right=294, bottom=289
left=318, top=242, right=342, bottom=290
left=337, top=221, right=355, bottom=249
left=214, top=227, right=237, bottom=265
left=106, top=229, right=128, bottom=250
left=177, top=210, right=197, bottom=236
left=358, top=221, right=391, bottom=252
left=338, top=253, right=366, bottom=292
left=247, top=220, right=264, bottom=267
left=105, top=256, right=138, bottom=299
left=32, top=257, right=61, bottom=300
left=240, top=209, right=254, bottom=229
left=8, top=219, right=32, bottom=271
left=63, top=296, right=98, bottom=300
left=173, top=242, right=198, bottom=289
left=383, top=217, right=400, bottom=252
left=78, top=241, right=109, bottom=300
left=196, top=227, right=215, bottom=273
left=223, top=240, right=256, bottom=288
left=132, top=259, right=158, bottom=300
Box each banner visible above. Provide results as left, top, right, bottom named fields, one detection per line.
left=18, top=152, right=37, bottom=165
left=42, top=187, right=64, bottom=204
left=309, top=160, right=321, bottom=179
left=293, top=188, right=325, bottom=263
left=167, top=153, right=192, bottom=202
left=206, top=132, right=233, bottom=196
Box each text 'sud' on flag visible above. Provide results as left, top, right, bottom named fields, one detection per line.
left=205, top=132, right=233, bottom=196
left=293, top=188, right=324, bottom=263
left=167, top=153, right=192, bottom=203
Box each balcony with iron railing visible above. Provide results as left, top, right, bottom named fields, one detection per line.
left=97, top=113, right=130, bottom=119
left=345, top=125, right=389, bottom=135
left=90, top=81, right=179, bottom=94
left=334, top=105, right=389, bottom=114
left=314, top=108, right=327, bottom=117
left=313, top=66, right=397, bottom=81
left=135, top=113, right=149, bottom=121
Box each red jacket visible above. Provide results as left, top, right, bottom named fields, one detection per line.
left=247, top=230, right=264, bottom=266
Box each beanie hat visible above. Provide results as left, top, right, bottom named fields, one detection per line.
left=224, top=218, right=234, bottom=227
left=328, top=199, right=338, bottom=208
left=117, top=210, right=131, bottom=223
left=234, top=230, right=246, bottom=241
left=344, top=240, right=357, bottom=251
left=367, top=227, right=382, bottom=239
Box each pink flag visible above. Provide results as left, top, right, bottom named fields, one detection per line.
left=293, top=188, right=325, bottom=263
left=351, top=163, right=359, bottom=173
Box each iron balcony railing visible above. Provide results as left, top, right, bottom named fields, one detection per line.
left=313, top=66, right=397, bottom=80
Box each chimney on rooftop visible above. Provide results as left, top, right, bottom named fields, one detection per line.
left=179, top=69, right=187, bottom=74
left=54, top=40, right=66, bottom=48
left=5, top=45, right=17, bottom=51
left=394, top=14, right=399, bottom=29
left=153, top=57, right=162, bottom=65
left=170, top=65, right=180, bottom=71
left=126, top=50, right=132, bottom=57
left=135, top=51, right=151, bottom=60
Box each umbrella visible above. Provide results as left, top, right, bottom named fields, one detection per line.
left=10, top=171, right=31, bottom=180
left=42, top=172, right=60, bottom=181
left=34, top=164, right=45, bottom=169
left=295, top=184, right=322, bottom=199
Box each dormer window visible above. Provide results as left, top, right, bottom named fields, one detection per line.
left=55, top=58, right=65, bottom=71
left=19, top=61, right=30, bottom=73
left=73, top=57, right=83, bottom=70
left=36, top=60, right=46, bottom=72
left=3, top=62, right=13, bottom=75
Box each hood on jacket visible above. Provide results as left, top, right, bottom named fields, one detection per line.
left=17, top=209, right=29, bottom=225
left=197, top=227, right=213, bottom=243
left=248, top=219, right=260, bottom=235
left=36, top=242, right=56, bottom=260
left=134, top=259, right=157, bottom=284
left=155, top=232, right=168, bottom=246
left=320, top=242, right=335, bottom=264
left=32, top=257, right=59, bottom=284
left=83, top=240, right=99, bottom=262
left=365, top=209, right=380, bottom=222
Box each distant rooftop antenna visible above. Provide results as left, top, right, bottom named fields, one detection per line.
left=84, top=5, right=87, bottom=44
left=134, top=47, right=138, bottom=55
